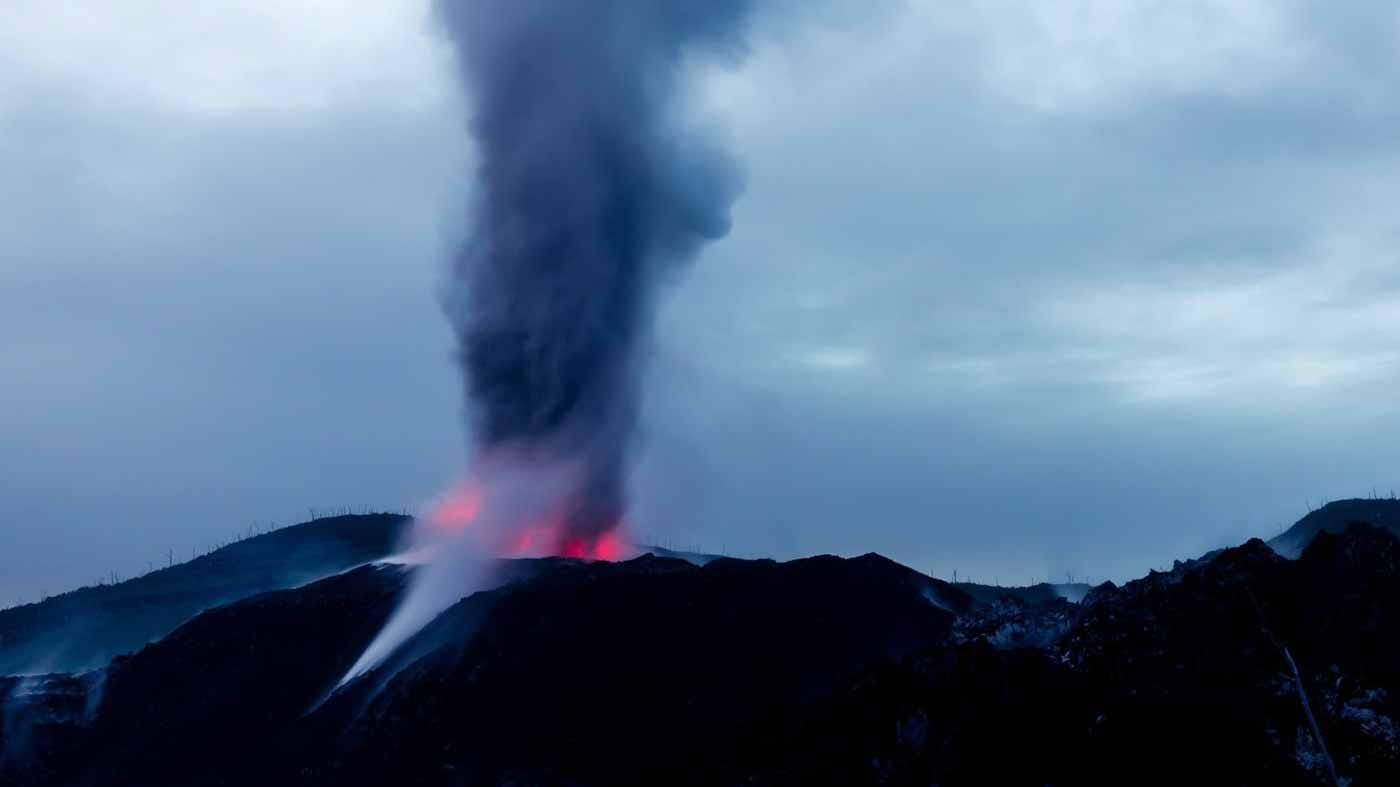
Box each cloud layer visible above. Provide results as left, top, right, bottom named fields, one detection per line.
left=3, top=0, right=1399, bottom=602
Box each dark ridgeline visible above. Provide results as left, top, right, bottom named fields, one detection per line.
left=3, top=514, right=1399, bottom=786
left=1269, top=497, right=1400, bottom=557
left=1, top=552, right=968, bottom=786
left=440, top=0, right=754, bottom=541
left=0, top=513, right=410, bottom=676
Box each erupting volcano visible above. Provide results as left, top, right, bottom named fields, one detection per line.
left=424, top=475, right=629, bottom=562
left=344, top=0, right=758, bottom=681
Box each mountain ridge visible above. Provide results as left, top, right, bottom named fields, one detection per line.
left=0, top=513, right=411, bottom=675
left=1269, top=497, right=1400, bottom=558
left=3, top=523, right=1397, bottom=785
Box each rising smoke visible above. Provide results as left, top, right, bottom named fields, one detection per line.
left=446, top=0, right=755, bottom=544
left=344, top=0, right=758, bottom=681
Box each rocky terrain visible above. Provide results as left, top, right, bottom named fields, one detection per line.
left=2, top=503, right=1397, bottom=785
left=1269, top=498, right=1400, bottom=558
left=0, top=514, right=411, bottom=675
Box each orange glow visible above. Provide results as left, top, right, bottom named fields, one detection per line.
left=507, top=527, right=538, bottom=553
left=591, top=528, right=627, bottom=561
left=428, top=485, right=483, bottom=533
left=497, top=518, right=629, bottom=561
left=426, top=480, right=631, bottom=562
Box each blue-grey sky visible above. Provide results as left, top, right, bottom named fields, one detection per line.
left=3, top=0, right=1399, bottom=604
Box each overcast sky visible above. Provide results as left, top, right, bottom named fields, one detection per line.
left=3, top=0, right=1399, bottom=604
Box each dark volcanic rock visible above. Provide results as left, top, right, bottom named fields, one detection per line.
left=3, top=552, right=963, bottom=787
left=0, top=513, right=410, bottom=675
left=1270, top=498, right=1400, bottom=558
left=300, top=552, right=964, bottom=787
left=744, top=527, right=1400, bottom=786
left=1, top=562, right=409, bottom=787
left=0, top=670, right=104, bottom=784
left=952, top=593, right=1077, bottom=648
left=953, top=580, right=1091, bottom=606
left=4, top=526, right=1399, bottom=786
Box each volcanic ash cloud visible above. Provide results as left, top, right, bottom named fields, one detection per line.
left=343, top=0, right=758, bottom=682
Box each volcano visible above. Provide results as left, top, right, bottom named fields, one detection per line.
left=3, top=504, right=1400, bottom=786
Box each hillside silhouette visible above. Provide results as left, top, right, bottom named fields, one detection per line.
left=0, top=514, right=409, bottom=674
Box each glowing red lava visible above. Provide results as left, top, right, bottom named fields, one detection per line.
left=428, top=485, right=483, bottom=533
left=426, top=482, right=629, bottom=561
left=548, top=525, right=627, bottom=561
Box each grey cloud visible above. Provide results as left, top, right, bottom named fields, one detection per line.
left=4, top=1, right=1400, bottom=604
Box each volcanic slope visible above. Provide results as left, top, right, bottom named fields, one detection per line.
left=0, top=513, right=410, bottom=675
left=5, top=502, right=1400, bottom=785
left=1269, top=497, right=1400, bottom=557
left=4, top=525, right=1400, bottom=784
left=2, top=551, right=969, bottom=786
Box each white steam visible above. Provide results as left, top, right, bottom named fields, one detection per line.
left=339, top=452, right=587, bottom=684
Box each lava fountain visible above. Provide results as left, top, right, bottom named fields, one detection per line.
left=343, top=0, right=758, bottom=682
left=422, top=456, right=629, bottom=563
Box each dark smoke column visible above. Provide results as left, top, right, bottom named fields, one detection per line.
left=438, top=0, right=754, bottom=547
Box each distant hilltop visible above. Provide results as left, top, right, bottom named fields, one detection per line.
left=0, top=513, right=411, bottom=675
left=1269, top=497, right=1400, bottom=558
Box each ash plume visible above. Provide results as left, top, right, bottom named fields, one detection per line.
left=343, top=0, right=758, bottom=682
left=444, top=0, right=754, bottom=542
